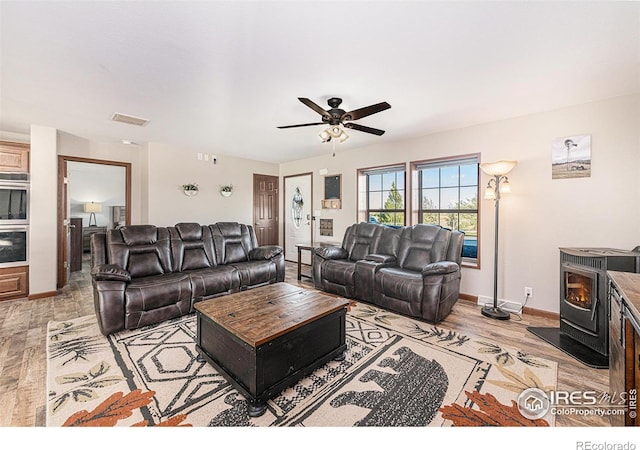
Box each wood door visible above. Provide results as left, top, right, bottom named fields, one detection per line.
left=57, top=158, right=71, bottom=287
left=253, top=174, right=279, bottom=246
left=283, top=173, right=313, bottom=263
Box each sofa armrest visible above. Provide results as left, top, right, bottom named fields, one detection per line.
left=249, top=245, right=283, bottom=260
left=365, top=254, right=397, bottom=264
left=421, top=261, right=459, bottom=277
left=315, top=246, right=348, bottom=260
left=91, top=264, right=132, bottom=282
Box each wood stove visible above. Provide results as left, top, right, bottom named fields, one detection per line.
left=529, top=247, right=639, bottom=368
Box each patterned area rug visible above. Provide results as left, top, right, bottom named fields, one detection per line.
left=46, top=302, right=557, bottom=427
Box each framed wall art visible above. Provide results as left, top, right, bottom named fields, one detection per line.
left=551, top=134, right=591, bottom=179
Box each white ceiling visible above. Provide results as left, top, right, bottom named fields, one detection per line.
left=1, top=1, right=639, bottom=163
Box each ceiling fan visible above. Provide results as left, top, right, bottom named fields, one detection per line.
left=278, top=97, right=391, bottom=138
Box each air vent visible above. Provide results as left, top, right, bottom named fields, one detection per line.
left=111, top=113, right=150, bottom=127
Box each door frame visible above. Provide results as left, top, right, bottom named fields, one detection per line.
left=282, top=172, right=313, bottom=261
left=56, top=155, right=131, bottom=289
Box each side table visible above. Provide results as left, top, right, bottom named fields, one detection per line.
left=295, top=241, right=340, bottom=281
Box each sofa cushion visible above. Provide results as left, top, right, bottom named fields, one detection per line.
left=230, top=260, right=277, bottom=287
left=345, top=223, right=381, bottom=261
left=108, top=226, right=173, bottom=278
left=170, top=224, right=217, bottom=271
left=124, top=272, right=191, bottom=330
left=175, top=222, right=203, bottom=241
left=188, top=266, right=240, bottom=301
left=121, top=225, right=158, bottom=246
left=397, top=225, right=450, bottom=272
left=211, top=222, right=255, bottom=264
left=323, top=259, right=356, bottom=287
left=376, top=266, right=424, bottom=305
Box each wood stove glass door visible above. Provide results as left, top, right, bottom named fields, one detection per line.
left=562, top=267, right=598, bottom=333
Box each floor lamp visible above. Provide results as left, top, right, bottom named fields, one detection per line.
left=480, top=160, right=517, bottom=320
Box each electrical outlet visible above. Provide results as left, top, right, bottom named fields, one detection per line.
left=524, top=287, right=533, bottom=297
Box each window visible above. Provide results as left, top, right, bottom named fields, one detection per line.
left=411, top=155, right=480, bottom=267
left=357, top=165, right=406, bottom=227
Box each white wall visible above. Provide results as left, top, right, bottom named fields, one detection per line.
left=147, top=143, right=279, bottom=226
left=29, top=125, right=58, bottom=296
left=68, top=161, right=126, bottom=228
left=58, top=132, right=147, bottom=225
left=279, top=94, right=640, bottom=313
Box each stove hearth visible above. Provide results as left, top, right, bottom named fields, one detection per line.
left=528, top=247, right=639, bottom=369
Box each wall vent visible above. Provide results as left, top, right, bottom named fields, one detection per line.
left=111, top=113, right=150, bottom=127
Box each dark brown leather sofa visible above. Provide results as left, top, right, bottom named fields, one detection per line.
left=90, top=222, right=284, bottom=335
left=313, top=222, right=464, bottom=323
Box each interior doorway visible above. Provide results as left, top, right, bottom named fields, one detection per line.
left=57, top=156, right=131, bottom=289
left=283, top=173, right=313, bottom=263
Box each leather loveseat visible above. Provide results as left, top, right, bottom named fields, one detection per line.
left=90, top=222, right=284, bottom=335
left=313, top=222, right=464, bottom=323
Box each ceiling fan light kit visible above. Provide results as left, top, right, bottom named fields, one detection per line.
left=319, top=126, right=349, bottom=143
left=279, top=96, right=391, bottom=141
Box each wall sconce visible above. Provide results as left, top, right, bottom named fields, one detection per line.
left=84, top=201, right=102, bottom=227
left=480, top=160, right=517, bottom=321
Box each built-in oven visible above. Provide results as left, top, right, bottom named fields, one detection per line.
left=0, top=227, right=28, bottom=268
left=0, top=172, right=29, bottom=225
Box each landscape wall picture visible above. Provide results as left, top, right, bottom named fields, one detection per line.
left=551, top=134, right=591, bottom=179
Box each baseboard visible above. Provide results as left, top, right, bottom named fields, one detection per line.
left=461, top=293, right=559, bottom=320
left=29, top=290, right=59, bottom=300
left=458, top=293, right=477, bottom=303
left=523, top=307, right=559, bottom=320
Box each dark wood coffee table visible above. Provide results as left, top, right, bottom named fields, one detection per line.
left=194, top=282, right=349, bottom=417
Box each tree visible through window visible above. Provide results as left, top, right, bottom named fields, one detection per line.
left=360, top=166, right=405, bottom=227
left=412, top=155, right=479, bottom=266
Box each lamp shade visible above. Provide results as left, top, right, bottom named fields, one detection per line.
left=480, top=160, right=518, bottom=176
left=84, top=202, right=102, bottom=213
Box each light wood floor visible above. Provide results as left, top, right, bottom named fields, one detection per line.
left=0, top=258, right=610, bottom=427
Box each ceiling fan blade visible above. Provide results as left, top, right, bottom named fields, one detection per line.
left=344, top=122, right=386, bottom=136
left=277, top=122, right=325, bottom=129
left=298, top=97, right=331, bottom=118
left=343, top=101, right=391, bottom=121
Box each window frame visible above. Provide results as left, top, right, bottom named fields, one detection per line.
left=356, top=163, right=407, bottom=227
left=410, top=153, right=481, bottom=269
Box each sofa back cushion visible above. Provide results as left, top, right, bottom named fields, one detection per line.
left=373, top=225, right=402, bottom=257
left=446, top=230, right=465, bottom=266
left=170, top=223, right=217, bottom=271
left=211, top=222, right=257, bottom=264
left=107, top=225, right=172, bottom=278
left=343, top=222, right=382, bottom=261
left=397, top=224, right=451, bottom=272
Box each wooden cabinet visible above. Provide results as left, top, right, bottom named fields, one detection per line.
left=0, top=141, right=29, bottom=173
left=0, top=266, right=29, bottom=301
left=69, top=218, right=83, bottom=272
left=608, top=271, right=640, bottom=426
left=83, top=226, right=106, bottom=252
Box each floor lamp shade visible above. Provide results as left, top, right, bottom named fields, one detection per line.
left=84, top=202, right=102, bottom=227
left=480, top=160, right=517, bottom=320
